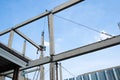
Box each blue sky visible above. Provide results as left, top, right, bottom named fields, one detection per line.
left=0, top=0, right=120, bottom=80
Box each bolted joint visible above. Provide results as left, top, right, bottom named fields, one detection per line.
left=50, top=55, right=54, bottom=63
left=39, top=45, right=46, bottom=51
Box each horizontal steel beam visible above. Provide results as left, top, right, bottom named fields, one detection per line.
left=0, top=0, right=84, bottom=36
left=3, top=35, right=120, bottom=75
left=52, top=0, right=84, bottom=14
left=14, top=30, right=42, bottom=50
left=25, top=68, right=39, bottom=74
left=13, top=11, right=50, bottom=30
left=3, top=57, right=50, bottom=75
left=0, top=11, right=50, bottom=36
left=23, top=56, right=50, bottom=70
left=0, top=48, right=27, bottom=67
left=0, top=28, right=11, bottom=36
left=25, top=35, right=120, bottom=69
left=53, top=35, right=120, bottom=61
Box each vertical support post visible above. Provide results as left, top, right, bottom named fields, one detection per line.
left=0, top=76, right=5, bottom=80
left=13, top=67, right=19, bottom=80
left=59, top=63, right=63, bottom=80
left=40, top=31, right=45, bottom=80
left=48, top=13, right=55, bottom=80
left=8, top=30, right=14, bottom=48
left=22, top=40, right=26, bottom=57
left=56, top=62, right=58, bottom=80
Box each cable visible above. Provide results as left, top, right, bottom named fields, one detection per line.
left=118, top=22, right=120, bottom=31
left=32, top=67, right=40, bottom=80
left=59, top=64, right=75, bottom=77
left=33, top=68, right=37, bottom=80
left=36, top=68, right=40, bottom=80
left=55, top=15, right=113, bottom=37
left=43, top=17, right=46, bottom=32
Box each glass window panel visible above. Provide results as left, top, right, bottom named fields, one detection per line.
left=90, top=73, right=98, bottom=80
left=76, top=75, right=82, bottom=80
left=83, top=74, right=90, bottom=80
left=114, top=67, right=120, bottom=80
left=106, top=69, right=115, bottom=80
left=98, top=71, right=106, bottom=80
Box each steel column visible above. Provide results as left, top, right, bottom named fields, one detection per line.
left=12, top=67, right=19, bottom=80
left=56, top=62, right=58, bottom=80
left=40, top=31, right=45, bottom=80
left=59, top=63, right=63, bottom=80
left=48, top=13, right=55, bottom=80
left=22, top=40, right=26, bottom=57
left=8, top=30, right=14, bottom=48
left=0, top=76, right=5, bottom=80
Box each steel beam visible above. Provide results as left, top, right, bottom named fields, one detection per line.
left=0, top=11, right=50, bottom=36
left=0, top=0, right=84, bottom=36
left=2, top=35, right=120, bottom=75
left=48, top=13, right=55, bottom=80
left=21, top=35, right=120, bottom=70
left=24, top=57, right=50, bottom=70
left=52, top=0, right=84, bottom=14
left=40, top=31, right=45, bottom=80
left=53, top=35, right=120, bottom=62
left=0, top=48, right=27, bottom=67
left=0, top=28, right=11, bottom=36
left=14, top=29, right=42, bottom=50
left=8, top=30, right=14, bottom=48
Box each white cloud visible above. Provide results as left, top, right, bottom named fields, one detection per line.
left=95, top=30, right=112, bottom=41
left=100, top=30, right=111, bottom=40
left=57, top=38, right=63, bottom=42
left=44, top=41, right=49, bottom=47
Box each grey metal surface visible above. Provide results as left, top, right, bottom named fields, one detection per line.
left=19, top=35, right=120, bottom=70
left=0, top=42, right=29, bottom=73
left=48, top=13, right=55, bottom=80
left=25, top=57, right=50, bottom=69
left=0, top=48, right=27, bottom=67
left=8, top=30, right=14, bottom=48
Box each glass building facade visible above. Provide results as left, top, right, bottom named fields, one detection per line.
left=65, top=66, right=120, bottom=80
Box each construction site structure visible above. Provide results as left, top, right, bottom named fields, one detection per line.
left=0, top=0, right=120, bottom=80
